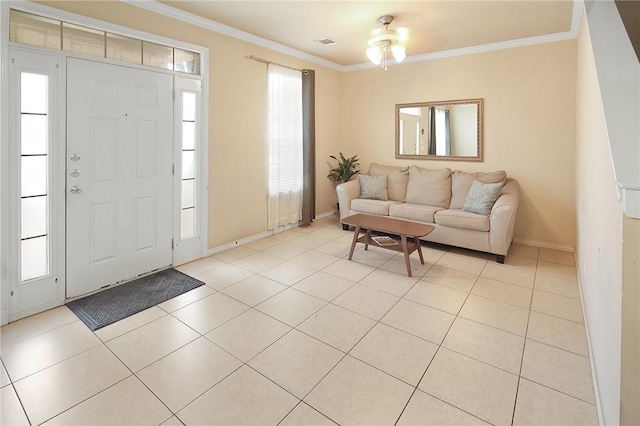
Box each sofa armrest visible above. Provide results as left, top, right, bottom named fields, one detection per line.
left=489, top=179, right=520, bottom=256
left=336, top=180, right=360, bottom=221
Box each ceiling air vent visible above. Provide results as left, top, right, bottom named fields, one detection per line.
left=315, top=38, right=338, bottom=46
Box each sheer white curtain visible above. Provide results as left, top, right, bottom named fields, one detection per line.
left=267, top=64, right=303, bottom=230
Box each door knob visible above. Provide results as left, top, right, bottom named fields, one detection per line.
left=70, top=185, right=81, bottom=194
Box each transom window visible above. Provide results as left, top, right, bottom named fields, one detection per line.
left=9, top=9, right=201, bottom=75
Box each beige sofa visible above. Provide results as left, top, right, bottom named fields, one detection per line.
left=336, top=163, right=519, bottom=263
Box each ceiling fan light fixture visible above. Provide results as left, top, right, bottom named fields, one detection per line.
left=366, top=46, right=382, bottom=64
left=366, top=15, right=407, bottom=70
left=391, top=44, right=406, bottom=62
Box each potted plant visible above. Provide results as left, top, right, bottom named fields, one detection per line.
left=327, top=152, right=361, bottom=184
left=328, top=153, right=360, bottom=230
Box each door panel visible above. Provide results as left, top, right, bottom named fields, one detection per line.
left=134, top=196, right=157, bottom=251
left=66, top=58, right=173, bottom=298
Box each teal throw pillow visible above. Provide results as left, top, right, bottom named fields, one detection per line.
left=462, top=179, right=504, bottom=216
left=359, top=174, right=388, bottom=201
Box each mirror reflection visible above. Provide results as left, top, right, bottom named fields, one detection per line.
left=396, top=99, right=483, bottom=162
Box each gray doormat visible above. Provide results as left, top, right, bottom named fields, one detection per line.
left=66, top=268, right=204, bottom=331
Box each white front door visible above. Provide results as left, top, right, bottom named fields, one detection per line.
left=66, top=59, right=173, bottom=298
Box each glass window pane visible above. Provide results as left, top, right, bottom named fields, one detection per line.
left=21, top=73, right=48, bottom=114
left=21, top=196, right=47, bottom=239
left=143, top=41, right=173, bottom=70
left=106, top=33, right=142, bottom=64
left=182, top=122, right=195, bottom=150
left=182, top=180, right=195, bottom=209
left=21, top=156, right=47, bottom=197
left=9, top=10, right=61, bottom=50
left=182, top=92, right=196, bottom=121
left=21, top=236, right=48, bottom=281
left=174, top=49, right=200, bottom=74
left=182, top=151, right=195, bottom=180
left=63, top=23, right=105, bottom=58
left=21, top=114, right=48, bottom=155
left=181, top=208, right=194, bottom=239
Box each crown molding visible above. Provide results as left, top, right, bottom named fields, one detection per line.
left=123, top=0, right=584, bottom=73
left=343, top=30, right=578, bottom=72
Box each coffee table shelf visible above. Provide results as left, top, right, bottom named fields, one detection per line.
left=342, top=214, right=435, bottom=277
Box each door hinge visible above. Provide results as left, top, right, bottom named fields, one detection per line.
left=11, top=57, right=15, bottom=64
left=11, top=291, right=14, bottom=296
left=171, top=238, right=174, bottom=249
left=172, top=90, right=176, bottom=101
left=172, top=164, right=175, bottom=175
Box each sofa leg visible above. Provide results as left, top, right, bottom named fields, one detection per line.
left=342, top=224, right=349, bottom=231
left=496, top=255, right=505, bottom=264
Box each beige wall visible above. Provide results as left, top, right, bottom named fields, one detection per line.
left=621, top=215, right=640, bottom=426
left=340, top=41, right=578, bottom=247
left=575, top=11, right=623, bottom=425
left=41, top=1, right=342, bottom=249
left=40, top=2, right=579, bottom=250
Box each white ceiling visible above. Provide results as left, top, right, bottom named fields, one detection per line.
left=151, top=0, right=577, bottom=70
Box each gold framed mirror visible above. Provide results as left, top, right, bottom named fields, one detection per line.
left=395, top=98, right=483, bottom=162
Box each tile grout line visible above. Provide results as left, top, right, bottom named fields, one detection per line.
left=1, top=355, right=33, bottom=426
left=509, top=253, right=539, bottom=425
left=393, top=256, right=489, bottom=426
left=2, top=223, right=328, bottom=424
left=100, top=309, right=247, bottom=423
left=284, top=250, right=436, bottom=421
left=2, top=222, right=588, bottom=425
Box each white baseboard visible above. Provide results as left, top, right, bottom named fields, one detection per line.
left=204, top=210, right=338, bottom=257
left=512, top=237, right=575, bottom=252
left=575, top=267, right=605, bottom=426
left=315, top=209, right=338, bottom=220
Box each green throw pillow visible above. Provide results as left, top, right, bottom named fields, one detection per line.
left=359, top=174, right=388, bottom=201
left=462, top=179, right=504, bottom=216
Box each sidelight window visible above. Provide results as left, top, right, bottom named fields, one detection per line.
left=19, top=72, right=50, bottom=281
left=180, top=91, right=197, bottom=239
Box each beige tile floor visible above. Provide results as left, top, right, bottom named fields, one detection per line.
left=0, top=216, right=599, bottom=425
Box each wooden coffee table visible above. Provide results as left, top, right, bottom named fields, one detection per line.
left=342, top=214, right=435, bottom=277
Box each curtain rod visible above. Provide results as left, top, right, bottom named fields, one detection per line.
left=245, top=55, right=309, bottom=74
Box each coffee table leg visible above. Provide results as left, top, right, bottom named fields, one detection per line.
left=348, top=225, right=361, bottom=260
left=400, top=234, right=412, bottom=277
left=364, top=229, right=372, bottom=251
left=415, top=236, right=424, bottom=265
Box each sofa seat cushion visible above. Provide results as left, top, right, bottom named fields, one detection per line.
left=434, top=209, right=490, bottom=232
left=389, top=203, right=443, bottom=224
left=351, top=198, right=401, bottom=216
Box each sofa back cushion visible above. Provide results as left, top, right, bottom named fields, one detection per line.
left=368, top=163, right=409, bottom=202
left=405, top=166, right=452, bottom=208
left=450, top=170, right=507, bottom=209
